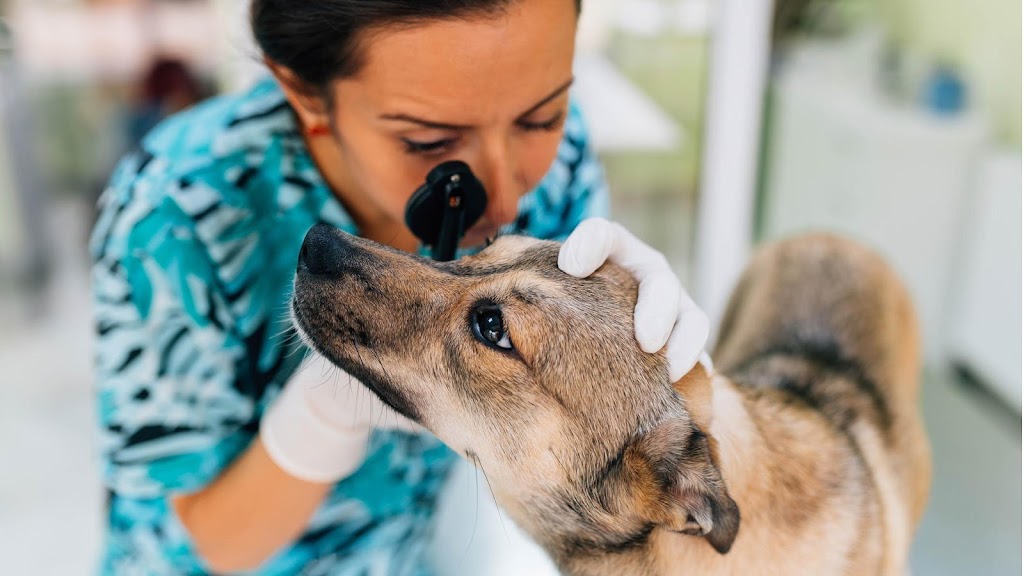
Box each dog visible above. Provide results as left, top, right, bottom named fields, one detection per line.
left=291, top=223, right=931, bottom=575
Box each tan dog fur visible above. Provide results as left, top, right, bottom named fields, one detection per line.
left=291, top=225, right=930, bottom=575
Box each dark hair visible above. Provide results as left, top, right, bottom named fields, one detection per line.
left=251, top=0, right=581, bottom=91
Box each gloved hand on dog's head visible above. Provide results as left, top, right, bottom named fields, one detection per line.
left=558, top=217, right=710, bottom=382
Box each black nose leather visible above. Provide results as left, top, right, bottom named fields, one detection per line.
left=298, top=223, right=352, bottom=276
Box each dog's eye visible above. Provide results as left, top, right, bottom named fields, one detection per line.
left=473, top=308, right=513, bottom=350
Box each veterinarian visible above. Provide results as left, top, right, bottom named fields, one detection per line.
left=90, top=0, right=709, bottom=573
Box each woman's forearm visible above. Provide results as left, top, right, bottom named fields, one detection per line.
left=171, top=437, right=333, bottom=573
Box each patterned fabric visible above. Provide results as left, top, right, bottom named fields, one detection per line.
left=90, top=77, right=608, bottom=575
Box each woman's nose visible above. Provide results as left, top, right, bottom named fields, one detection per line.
left=475, top=146, right=522, bottom=228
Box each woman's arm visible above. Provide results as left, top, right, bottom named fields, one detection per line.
left=91, top=169, right=410, bottom=572
left=171, top=438, right=332, bottom=573
left=174, top=354, right=418, bottom=572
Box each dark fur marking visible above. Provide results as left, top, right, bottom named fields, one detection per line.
left=325, top=349, right=421, bottom=422
left=547, top=387, right=572, bottom=412
left=443, top=262, right=518, bottom=277
left=564, top=522, right=655, bottom=557
left=587, top=437, right=631, bottom=511
left=510, top=288, right=543, bottom=306
left=443, top=335, right=478, bottom=402
left=293, top=303, right=421, bottom=422
left=732, top=340, right=892, bottom=433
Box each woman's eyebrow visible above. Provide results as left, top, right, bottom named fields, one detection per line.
left=379, top=78, right=575, bottom=130
left=378, top=114, right=472, bottom=131
left=517, top=77, right=575, bottom=119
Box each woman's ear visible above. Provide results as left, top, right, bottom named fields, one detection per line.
left=265, top=58, right=331, bottom=131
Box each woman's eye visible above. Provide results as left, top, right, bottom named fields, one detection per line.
left=402, top=137, right=456, bottom=156
left=473, top=308, right=513, bottom=350
left=518, top=110, right=566, bottom=133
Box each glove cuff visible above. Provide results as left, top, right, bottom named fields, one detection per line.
left=259, top=376, right=370, bottom=484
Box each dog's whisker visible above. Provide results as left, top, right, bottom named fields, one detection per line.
left=461, top=452, right=483, bottom=563
left=368, top=346, right=396, bottom=408
left=314, top=358, right=332, bottom=389
left=339, top=334, right=363, bottom=427
left=276, top=329, right=297, bottom=346
left=476, top=456, right=510, bottom=544
left=270, top=319, right=298, bottom=340
left=271, top=302, right=302, bottom=337
left=325, top=360, right=337, bottom=386
left=351, top=335, right=367, bottom=373
left=302, top=356, right=335, bottom=391
left=291, top=354, right=326, bottom=386
left=283, top=340, right=306, bottom=360
left=276, top=325, right=297, bottom=341
left=328, top=362, right=343, bottom=400
left=348, top=335, right=382, bottom=432
left=365, top=342, right=407, bottom=434
left=548, top=446, right=573, bottom=484
left=282, top=331, right=303, bottom=350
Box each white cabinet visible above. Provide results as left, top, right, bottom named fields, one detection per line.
left=945, top=152, right=1021, bottom=409
left=760, top=55, right=988, bottom=363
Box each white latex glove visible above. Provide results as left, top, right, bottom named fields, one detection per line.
left=558, top=217, right=710, bottom=382
left=260, top=352, right=421, bottom=484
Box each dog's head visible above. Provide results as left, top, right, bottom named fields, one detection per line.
left=292, top=224, right=738, bottom=568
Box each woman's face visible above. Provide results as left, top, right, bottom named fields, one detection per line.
left=294, top=0, right=579, bottom=248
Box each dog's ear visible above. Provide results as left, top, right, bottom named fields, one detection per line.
left=626, top=419, right=740, bottom=554
left=673, top=361, right=714, bottom=431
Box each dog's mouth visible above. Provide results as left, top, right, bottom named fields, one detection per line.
left=291, top=298, right=422, bottom=423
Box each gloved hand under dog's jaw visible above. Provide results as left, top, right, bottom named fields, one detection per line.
left=260, top=353, right=422, bottom=484
left=558, top=217, right=710, bottom=382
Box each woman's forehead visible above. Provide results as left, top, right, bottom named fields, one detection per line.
left=337, top=0, right=578, bottom=122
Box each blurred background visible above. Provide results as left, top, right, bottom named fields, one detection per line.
left=0, top=0, right=1019, bottom=574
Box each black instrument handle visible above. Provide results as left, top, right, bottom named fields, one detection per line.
left=433, top=182, right=466, bottom=261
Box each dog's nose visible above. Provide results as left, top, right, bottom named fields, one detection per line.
left=298, top=223, right=353, bottom=276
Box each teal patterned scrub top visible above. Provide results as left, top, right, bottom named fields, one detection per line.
left=90, top=77, right=608, bottom=575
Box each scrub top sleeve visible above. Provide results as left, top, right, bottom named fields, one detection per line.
left=92, top=192, right=257, bottom=500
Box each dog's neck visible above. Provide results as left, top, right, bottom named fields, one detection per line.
left=558, top=367, right=768, bottom=576
left=643, top=367, right=827, bottom=573
left=674, top=364, right=763, bottom=521
left=704, top=375, right=762, bottom=510
left=599, top=370, right=755, bottom=575
left=671, top=358, right=762, bottom=501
